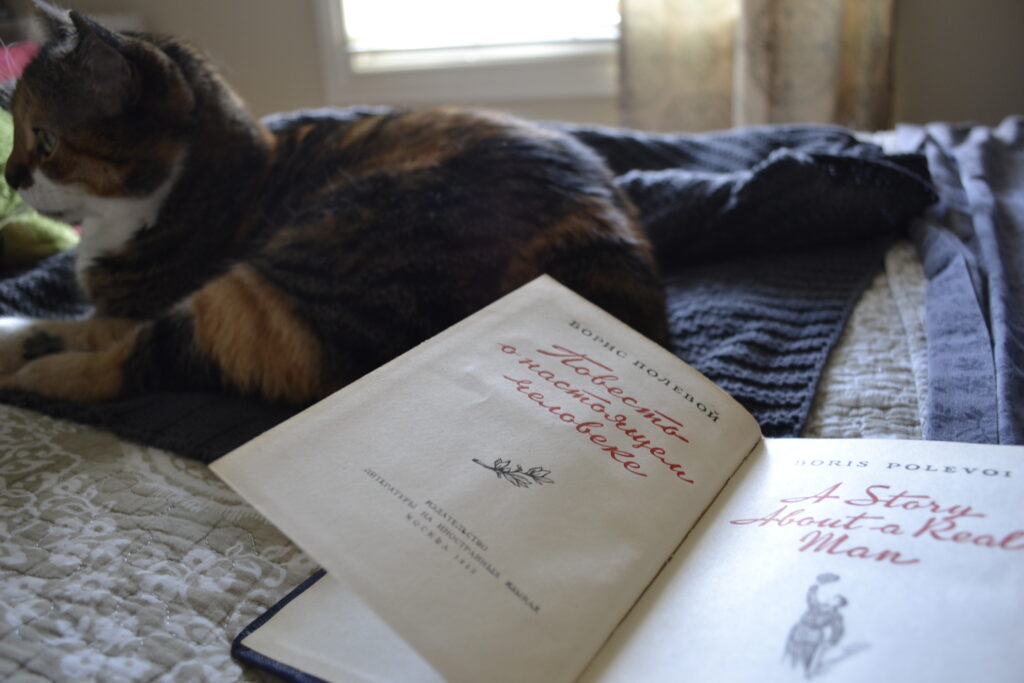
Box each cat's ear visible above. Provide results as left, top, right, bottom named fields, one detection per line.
left=67, top=10, right=140, bottom=116
left=32, top=0, right=74, bottom=42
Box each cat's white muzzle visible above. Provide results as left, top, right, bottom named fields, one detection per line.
left=18, top=169, right=89, bottom=225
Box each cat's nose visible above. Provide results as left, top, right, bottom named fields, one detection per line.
left=4, top=161, right=32, bottom=191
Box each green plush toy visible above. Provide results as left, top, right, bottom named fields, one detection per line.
left=0, top=108, right=78, bottom=268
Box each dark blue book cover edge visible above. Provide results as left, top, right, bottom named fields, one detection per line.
left=231, top=568, right=330, bottom=682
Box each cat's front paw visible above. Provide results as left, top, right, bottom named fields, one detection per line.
left=0, top=317, right=38, bottom=374
left=0, top=347, right=124, bottom=402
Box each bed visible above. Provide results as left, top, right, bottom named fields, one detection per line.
left=0, top=110, right=1020, bottom=680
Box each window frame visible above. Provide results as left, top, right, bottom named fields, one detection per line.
left=311, top=0, right=618, bottom=107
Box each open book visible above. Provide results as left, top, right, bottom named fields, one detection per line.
left=210, top=276, right=1023, bottom=683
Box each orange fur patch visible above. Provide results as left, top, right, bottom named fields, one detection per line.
left=2, top=329, right=139, bottom=401
left=189, top=265, right=323, bottom=403
left=294, top=123, right=317, bottom=142
left=502, top=197, right=643, bottom=290
left=338, top=109, right=508, bottom=177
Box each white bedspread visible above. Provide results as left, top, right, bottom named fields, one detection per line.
left=0, top=242, right=925, bottom=681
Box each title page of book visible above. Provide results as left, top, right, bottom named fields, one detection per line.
left=581, top=438, right=1024, bottom=682
left=211, top=276, right=761, bottom=683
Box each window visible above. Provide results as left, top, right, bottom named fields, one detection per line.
left=313, top=0, right=620, bottom=107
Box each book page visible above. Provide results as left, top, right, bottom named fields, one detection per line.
left=581, top=438, right=1024, bottom=682
left=211, top=276, right=761, bottom=683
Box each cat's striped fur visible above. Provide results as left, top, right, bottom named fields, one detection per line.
left=0, top=5, right=667, bottom=405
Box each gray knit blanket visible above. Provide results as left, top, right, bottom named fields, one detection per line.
left=0, top=115, right=936, bottom=461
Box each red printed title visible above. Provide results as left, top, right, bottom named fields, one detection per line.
left=730, top=482, right=1024, bottom=565
left=497, top=343, right=695, bottom=484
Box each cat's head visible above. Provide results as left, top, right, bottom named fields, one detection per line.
left=4, top=2, right=195, bottom=226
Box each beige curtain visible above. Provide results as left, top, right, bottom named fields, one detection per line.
left=620, top=0, right=894, bottom=132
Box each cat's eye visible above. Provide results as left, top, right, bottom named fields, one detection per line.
left=33, top=128, right=57, bottom=158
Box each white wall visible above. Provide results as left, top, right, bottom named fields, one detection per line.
left=63, top=0, right=1024, bottom=126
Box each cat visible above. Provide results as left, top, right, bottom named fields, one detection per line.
left=0, top=3, right=667, bottom=406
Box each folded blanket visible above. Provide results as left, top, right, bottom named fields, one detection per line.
left=562, top=122, right=935, bottom=436
left=895, top=116, right=1023, bottom=445
left=0, top=114, right=936, bottom=461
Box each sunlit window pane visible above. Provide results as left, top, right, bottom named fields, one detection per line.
left=341, top=0, right=620, bottom=53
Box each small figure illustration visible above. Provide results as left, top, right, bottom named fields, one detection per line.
left=784, top=573, right=866, bottom=678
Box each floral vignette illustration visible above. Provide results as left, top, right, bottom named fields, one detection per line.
left=473, top=458, right=554, bottom=488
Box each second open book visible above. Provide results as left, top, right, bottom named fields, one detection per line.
left=210, top=276, right=1023, bottom=682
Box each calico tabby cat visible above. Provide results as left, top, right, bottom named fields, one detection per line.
left=0, top=4, right=667, bottom=406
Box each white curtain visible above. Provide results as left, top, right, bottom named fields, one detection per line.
left=620, top=0, right=894, bottom=132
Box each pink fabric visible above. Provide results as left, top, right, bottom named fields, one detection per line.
left=0, top=43, right=38, bottom=81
